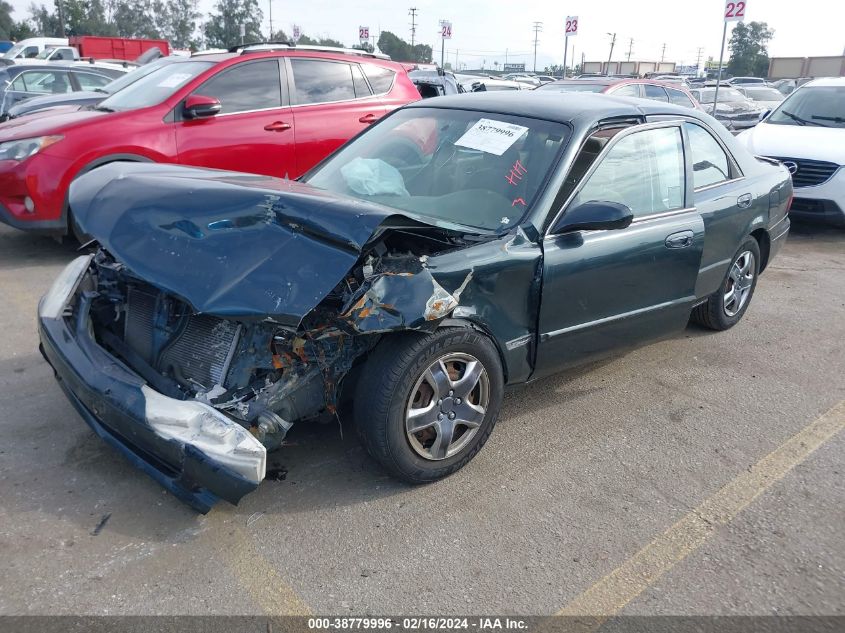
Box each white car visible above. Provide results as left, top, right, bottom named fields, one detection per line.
left=736, top=77, right=845, bottom=226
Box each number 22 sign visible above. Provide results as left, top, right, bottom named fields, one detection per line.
left=724, top=0, right=746, bottom=22
left=565, top=16, right=578, bottom=36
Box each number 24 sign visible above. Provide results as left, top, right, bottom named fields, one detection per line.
left=724, top=0, right=746, bottom=22
left=565, top=16, right=578, bottom=36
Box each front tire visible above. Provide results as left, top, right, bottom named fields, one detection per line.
left=692, top=237, right=761, bottom=330
left=354, top=328, right=504, bottom=483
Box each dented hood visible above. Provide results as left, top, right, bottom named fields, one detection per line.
left=70, top=163, right=433, bottom=326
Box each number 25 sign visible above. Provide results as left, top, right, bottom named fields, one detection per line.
left=359, top=26, right=369, bottom=40
left=724, top=0, right=746, bottom=22
left=565, top=16, right=578, bottom=36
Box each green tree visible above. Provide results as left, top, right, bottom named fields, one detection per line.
left=28, top=2, right=63, bottom=36
left=376, top=30, right=430, bottom=62
left=159, top=0, right=200, bottom=48
left=111, top=0, right=161, bottom=38
left=727, top=21, right=774, bottom=77
left=202, top=0, right=262, bottom=48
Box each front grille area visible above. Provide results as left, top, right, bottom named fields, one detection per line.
left=771, top=157, right=840, bottom=188
left=790, top=198, right=826, bottom=214
left=124, top=287, right=240, bottom=390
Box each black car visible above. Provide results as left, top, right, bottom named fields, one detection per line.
left=39, top=93, right=792, bottom=511
left=0, top=63, right=125, bottom=118
left=2, top=57, right=177, bottom=120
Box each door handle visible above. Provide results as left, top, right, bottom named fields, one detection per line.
left=665, top=230, right=694, bottom=249
left=264, top=121, right=291, bottom=132
left=737, top=193, right=753, bottom=209
left=358, top=113, right=379, bottom=124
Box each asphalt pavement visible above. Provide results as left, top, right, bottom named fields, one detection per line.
left=0, top=221, right=842, bottom=616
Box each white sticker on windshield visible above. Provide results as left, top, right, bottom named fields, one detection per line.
left=156, top=73, right=192, bottom=88
left=454, top=118, right=529, bottom=156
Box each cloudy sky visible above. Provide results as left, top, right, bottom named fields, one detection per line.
left=10, top=0, right=845, bottom=70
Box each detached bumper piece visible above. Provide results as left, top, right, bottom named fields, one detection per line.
left=38, top=258, right=266, bottom=513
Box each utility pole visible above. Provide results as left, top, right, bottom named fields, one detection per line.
left=606, top=32, right=616, bottom=73
left=409, top=7, right=418, bottom=48
left=268, top=0, right=273, bottom=39
left=532, top=21, right=543, bottom=73
left=660, top=43, right=666, bottom=62
left=695, top=46, right=704, bottom=76
left=626, top=38, right=634, bottom=61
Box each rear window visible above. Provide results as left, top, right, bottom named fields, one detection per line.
left=362, top=64, right=395, bottom=94
left=667, top=88, right=695, bottom=108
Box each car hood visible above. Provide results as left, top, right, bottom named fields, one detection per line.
left=69, top=163, right=455, bottom=326
left=703, top=100, right=760, bottom=115
left=0, top=106, right=109, bottom=140
left=8, top=90, right=103, bottom=114
left=737, top=122, right=845, bottom=164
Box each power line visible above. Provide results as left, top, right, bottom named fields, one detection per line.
left=532, top=21, right=543, bottom=73
left=409, top=7, right=418, bottom=48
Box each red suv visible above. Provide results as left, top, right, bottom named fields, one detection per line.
left=0, top=46, right=421, bottom=235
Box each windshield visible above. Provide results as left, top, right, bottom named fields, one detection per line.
left=97, top=60, right=213, bottom=111
left=306, top=107, right=569, bottom=233
left=2, top=43, right=25, bottom=59
left=743, top=87, right=783, bottom=101
left=768, top=86, right=845, bottom=128
left=537, top=82, right=607, bottom=93
left=696, top=87, right=746, bottom=103
left=100, top=57, right=177, bottom=94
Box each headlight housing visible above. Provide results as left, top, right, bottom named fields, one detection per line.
left=0, top=135, right=63, bottom=162
left=39, top=254, right=93, bottom=319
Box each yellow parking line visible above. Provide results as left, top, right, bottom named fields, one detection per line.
left=557, top=399, right=845, bottom=616
left=214, top=522, right=312, bottom=615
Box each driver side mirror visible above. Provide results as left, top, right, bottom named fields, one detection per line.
left=183, top=94, right=221, bottom=119
left=758, top=109, right=771, bottom=122
left=552, top=201, right=634, bottom=234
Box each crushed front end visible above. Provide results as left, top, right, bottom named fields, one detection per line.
left=38, top=241, right=468, bottom=512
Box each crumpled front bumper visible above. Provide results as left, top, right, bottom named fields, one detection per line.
left=38, top=258, right=266, bottom=513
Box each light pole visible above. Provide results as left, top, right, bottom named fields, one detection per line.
left=606, top=32, right=616, bottom=73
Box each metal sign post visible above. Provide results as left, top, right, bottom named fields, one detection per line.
left=564, top=16, right=578, bottom=77
left=714, top=0, right=747, bottom=107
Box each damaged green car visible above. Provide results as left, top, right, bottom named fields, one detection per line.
left=39, top=92, right=792, bottom=511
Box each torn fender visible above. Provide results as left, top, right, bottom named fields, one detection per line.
left=69, top=163, right=444, bottom=327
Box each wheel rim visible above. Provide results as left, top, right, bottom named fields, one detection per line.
left=723, top=250, right=755, bottom=317
left=405, top=352, right=490, bottom=461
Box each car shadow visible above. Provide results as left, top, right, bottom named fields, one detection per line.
left=0, top=225, right=81, bottom=269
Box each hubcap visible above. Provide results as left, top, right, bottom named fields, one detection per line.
left=405, top=352, right=490, bottom=461
left=723, top=250, right=755, bottom=317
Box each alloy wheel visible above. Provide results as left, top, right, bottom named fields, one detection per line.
left=723, top=250, right=755, bottom=317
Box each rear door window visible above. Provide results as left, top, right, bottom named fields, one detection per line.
left=643, top=84, right=669, bottom=102
left=684, top=122, right=731, bottom=189
left=290, top=59, right=356, bottom=105
left=361, top=64, right=396, bottom=94
left=667, top=88, right=695, bottom=108
left=612, top=84, right=641, bottom=98
left=194, top=59, right=283, bottom=113
left=74, top=71, right=112, bottom=90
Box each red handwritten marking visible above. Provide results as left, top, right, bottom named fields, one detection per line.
left=512, top=198, right=527, bottom=207
left=505, top=159, right=528, bottom=186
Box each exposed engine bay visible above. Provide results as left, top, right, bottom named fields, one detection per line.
left=84, top=229, right=473, bottom=453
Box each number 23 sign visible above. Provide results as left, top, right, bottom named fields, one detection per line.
left=724, top=0, right=746, bottom=22
left=565, top=16, right=578, bottom=36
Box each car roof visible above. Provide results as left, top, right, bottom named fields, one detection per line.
left=805, top=77, right=845, bottom=87
left=405, top=91, right=706, bottom=126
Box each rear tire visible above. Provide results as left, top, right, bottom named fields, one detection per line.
left=354, top=328, right=504, bottom=484
left=692, top=237, right=761, bottom=331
